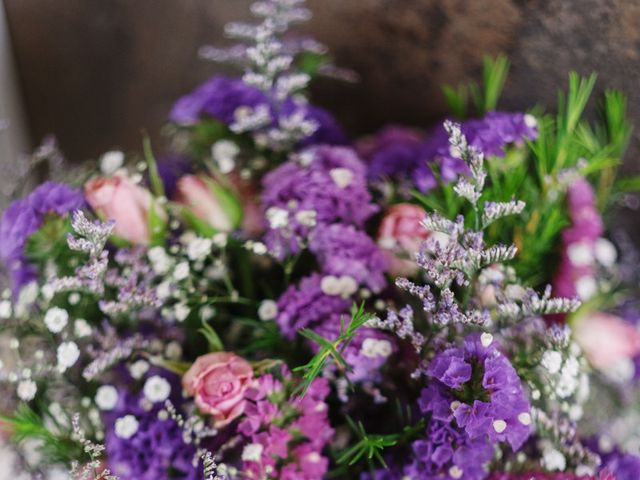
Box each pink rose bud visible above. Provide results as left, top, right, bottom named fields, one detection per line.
left=176, top=175, right=242, bottom=233
left=573, top=312, right=640, bottom=370
left=182, top=352, right=254, bottom=427
left=377, top=203, right=430, bottom=277
left=85, top=174, right=160, bottom=245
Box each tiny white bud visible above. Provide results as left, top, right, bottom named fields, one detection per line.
left=448, top=465, right=463, bottom=479
left=100, top=150, right=124, bottom=175
left=95, top=385, right=119, bottom=410
left=480, top=332, right=493, bottom=347
left=17, top=379, right=37, bottom=401
left=329, top=168, right=354, bottom=188
left=517, top=412, right=531, bottom=426
left=143, top=375, right=172, bottom=403
left=241, top=443, right=263, bottom=462
left=129, top=360, right=150, bottom=380
left=493, top=419, right=507, bottom=433
left=44, top=307, right=69, bottom=333
left=57, top=341, right=80, bottom=370
left=115, top=415, right=139, bottom=439
left=258, top=300, right=278, bottom=321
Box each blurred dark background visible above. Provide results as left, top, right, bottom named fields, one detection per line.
left=3, top=0, right=640, bottom=171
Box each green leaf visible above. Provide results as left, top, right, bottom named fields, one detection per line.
left=147, top=197, right=168, bottom=247
left=143, top=135, right=166, bottom=198
left=199, top=318, right=225, bottom=352
left=202, top=177, right=243, bottom=230
left=147, top=356, right=192, bottom=375
left=480, top=54, right=509, bottom=113
left=442, top=84, right=468, bottom=118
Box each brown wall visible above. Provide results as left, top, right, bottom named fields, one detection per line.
left=5, top=0, right=640, bottom=173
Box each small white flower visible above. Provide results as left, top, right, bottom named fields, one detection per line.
left=492, top=419, right=507, bottom=433
left=74, top=319, right=92, bottom=338
left=480, top=332, right=493, bottom=348
left=0, top=300, right=12, bottom=319
left=115, top=415, right=139, bottom=439
left=212, top=140, right=239, bottom=174
left=44, top=307, right=69, bottom=334
left=329, top=168, right=354, bottom=188
left=100, top=150, right=124, bottom=175
left=258, top=300, right=278, bottom=321
left=595, top=238, right=617, bottom=267
left=448, top=465, right=463, bottom=479
left=543, top=448, right=566, bottom=472
left=295, top=209, right=317, bottom=227
left=129, top=360, right=150, bottom=379
left=173, top=261, right=190, bottom=281
left=148, top=246, right=173, bottom=275
left=567, top=242, right=594, bottom=267
left=337, top=275, right=358, bottom=298
left=320, top=275, right=341, bottom=296
left=165, top=341, right=182, bottom=360
left=57, top=342, right=80, bottom=370
left=524, top=113, right=538, bottom=129
left=450, top=400, right=461, bottom=411
left=603, top=357, right=635, bottom=384
left=187, top=237, right=213, bottom=261
left=200, top=305, right=217, bottom=321
left=95, top=385, right=119, bottom=410
left=360, top=338, right=393, bottom=358
left=517, top=412, right=531, bottom=426
left=156, top=281, right=172, bottom=300
left=266, top=207, right=289, bottom=229
left=174, top=303, right=191, bottom=322
left=541, top=350, right=563, bottom=374
left=575, top=276, right=597, bottom=300
left=68, top=292, right=81, bottom=306
left=17, top=379, right=37, bottom=401
left=241, top=443, right=263, bottom=462
left=306, top=452, right=321, bottom=463
left=143, top=375, right=172, bottom=403
left=212, top=232, right=228, bottom=248
left=378, top=236, right=396, bottom=249
left=568, top=404, right=584, bottom=421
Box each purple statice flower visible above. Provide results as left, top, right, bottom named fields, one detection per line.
left=406, top=333, right=531, bottom=479
left=603, top=452, right=640, bottom=480
left=238, top=370, right=333, bottom=480
left=424, top=333, right=532, bottom=451
left=311, top=313, right=396, bottom=382
left=356, top=125, right=423, bottom=180
left=359, top=112, right=536, bottom=192
left=170, top=75, right=266, bottom=125
left=488, top=471, right=615, bottom=479
left=276, top=273, right=351, bottom=339
left=170, top=75, right=345, bottom=146
left=0, top=181, right=84, bottom=294
left=553, top=177, right=604, bottom=304
left=414, top=111, right=537, bottom=192
left=309, top=223, right=388, bottom=293
left=103, top=370, right=199, bottom=480
left=405, top=418, right=494, bottom=480
left=262, top=145, right=377, bottom=258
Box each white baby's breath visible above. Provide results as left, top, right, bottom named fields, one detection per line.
left=143, top=375, right=172, bottom=403
left=44, top=307, right=69, bottom=333
left=95, top=385, right=119, bottom=411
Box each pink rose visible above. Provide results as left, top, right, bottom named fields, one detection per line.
left=182, top=352, right=254, bottom=427
left=573, top=312, right=640, bottom=370
left=377, top=203, right=430, bottom=276
left=85, top=174, right=158, bottom=245
left=176, top=175, right=242, bottom=233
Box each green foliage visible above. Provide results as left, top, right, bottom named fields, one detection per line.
left=25, top=214, right=73, bottom=265
left=293, top=302, right=373, bottom=397
left=442, top=55, right=510, bottom=118
left=199, top=318, right=225, bottom=352
left=436, top=70, right=631, bottom=287
left=143, top=135, right=166, bottom=198
left=1, top=405, right=80, bottom=466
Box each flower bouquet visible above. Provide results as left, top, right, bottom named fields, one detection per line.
left=2, top=1, right=640, bottom=479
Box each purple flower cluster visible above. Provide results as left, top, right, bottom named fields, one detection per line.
left=262, top=145, right=377, bottom=257
left=103, top=371, right=198, bottom=480
left=312, top=313, right=396, bottom=382
left=238, top=371, right=333, bottom=480
left=276, top=273, right=351, bottom=338
left=0, top=181, right=84, bottom=294
left=408, top=333, right=532, bottom=478
left=309, top=223, right=387, bottom=293
left=265, top=145, right=392, bottom=381
left=170, top=75, right=345, bottom=146
left=359, top=112, right=537, bottom=192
